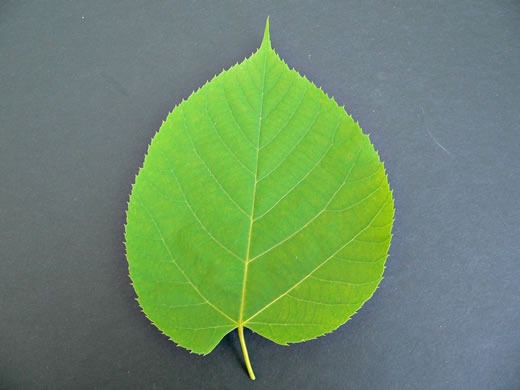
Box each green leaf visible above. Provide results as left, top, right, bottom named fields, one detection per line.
left=125, top=18, right=394, bottom=380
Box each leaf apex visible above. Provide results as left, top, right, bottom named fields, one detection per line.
left=261, top=16, right=271, bottom=49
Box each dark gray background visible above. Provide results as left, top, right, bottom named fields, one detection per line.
left=1, top=1, right=519, bottom=389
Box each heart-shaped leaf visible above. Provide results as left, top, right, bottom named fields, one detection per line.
left=125, top=18, right=394, bottom=380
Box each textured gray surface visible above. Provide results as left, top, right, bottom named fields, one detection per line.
left=1, top=1, right=519, bottom=389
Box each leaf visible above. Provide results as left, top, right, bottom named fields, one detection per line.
left=125, top=18, right=394, bottom=380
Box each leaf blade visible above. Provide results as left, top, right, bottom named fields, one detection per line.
left=125, top=18, right=395, bottom=366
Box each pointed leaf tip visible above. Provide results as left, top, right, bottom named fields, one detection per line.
left=262, top=17, right=271, bottom=49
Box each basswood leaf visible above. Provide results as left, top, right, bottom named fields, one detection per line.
left=125, top=18, right=394, bottom=380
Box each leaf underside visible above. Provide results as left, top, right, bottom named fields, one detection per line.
left=125, top=20, right=394, bottom=356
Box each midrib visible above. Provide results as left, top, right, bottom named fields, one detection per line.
left=238, top=46, right=268, bottom=326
